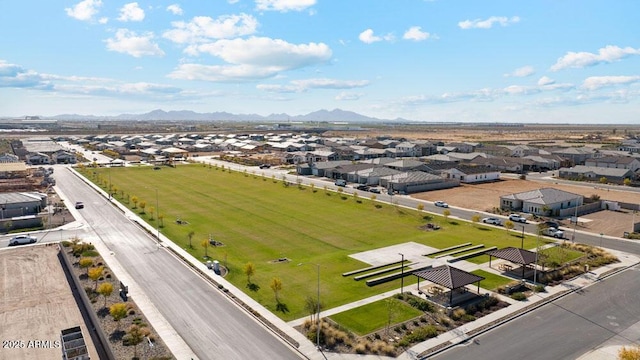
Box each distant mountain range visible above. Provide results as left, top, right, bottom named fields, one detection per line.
left=50, top=109, right=413, bottom=123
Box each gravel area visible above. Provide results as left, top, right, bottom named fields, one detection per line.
left=64, top=244, right=174, bottom=360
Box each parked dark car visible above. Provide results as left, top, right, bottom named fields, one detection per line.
left=369, top=188, right=381, bottom=194
left=356, top=184, right=370, bottom=191
left=259, top=164, right=271, bottom=169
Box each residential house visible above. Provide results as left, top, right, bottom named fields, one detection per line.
left=380, top=171, right=459, bottom=194
left=558, top=165, right=635, bottom=184
left=25, top=152, right=50, bottom=165
left=500, top=188, right=583, bottom=216
left=584, top=156, right=640, bottom=172
left=441, top=165, right=500, bottom=184
left=53, top=150, right=77, bottom=164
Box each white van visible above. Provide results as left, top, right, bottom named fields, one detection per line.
left=334, top=179, right=347, bottom=187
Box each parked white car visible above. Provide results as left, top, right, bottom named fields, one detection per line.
left=508, top=213, right=527, bottom=223
left=434, top=201, right=449, bottom=208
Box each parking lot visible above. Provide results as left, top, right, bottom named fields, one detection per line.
left=412, top=178, right=640, bottom=238
left=0, top=244, right=98, bottom=360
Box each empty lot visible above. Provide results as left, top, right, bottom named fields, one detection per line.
left=0, top=244, right=98, bottom=360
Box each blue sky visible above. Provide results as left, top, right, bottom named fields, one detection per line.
left=1, top=1, right=639, bottom=123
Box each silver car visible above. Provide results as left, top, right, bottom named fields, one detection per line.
left=9, top=235, right=38, bottom=246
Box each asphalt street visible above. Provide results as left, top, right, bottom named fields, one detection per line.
left=431, top=264, right=640, bottom=360
left=52, top=167, right=304, bottom=360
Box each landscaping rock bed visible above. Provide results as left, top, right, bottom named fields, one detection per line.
left=62, top=240, right=174, bottom=360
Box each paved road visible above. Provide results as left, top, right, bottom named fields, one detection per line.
left=53, top=166, right=303, bottom=360
left=431, top=265, right=640, bottom=360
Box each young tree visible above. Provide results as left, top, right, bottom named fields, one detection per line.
left=97, top=282, right=114, bottom=307
left=79, top=257, right=94, bottom=276
left=123, top=324, right=151, bottom=359
left=109, top=303, right=128, bottom=329
left=147, top=206, right=155, bottom=220
left=88, top=266, right=104, bottom=290
left=131, top=196, right=139, bottom=209
left=139, top=200, right=147, bottom=214
left=385, top=298, right=399, bottom=336
left=471, top=214, right=481, bottom=227
left=270, top=277, right=283, bottom=303
left=158, top=213, right=164, bottom=228
left=504, top=220, right=514, bottom=231
left=201, top=239, right=210, bottom=258
left=417, top=203, right=425, bottom=211
left=443, top=209, right=451, bottom=221
left=304, top=296, right=322, bottom=323
left=187, top=231, right=195, bottom=249
left=244, top=262, right=256, bottom=284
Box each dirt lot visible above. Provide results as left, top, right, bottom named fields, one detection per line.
left=411, top=177, right=640, bottom=238
left=0, top=244, right=99, bottom=360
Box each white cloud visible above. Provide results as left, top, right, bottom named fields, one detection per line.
left=551, top=45, right=640, bottom=71
left=167, top=4, right=183, bottom=15
left=505, top=65, right=535, bottom=77
left=255, top=0, right=316, bottom=12
left=403, top=26, right=431, bottom=41
left=118, top=2, right=145, bottom=22
left=335, top=92, right=363, bottom=101
left=582, top=75, right=640, bottom=90
left=184, top=37, right=331, bottom=70
left=0, top=61, right=49, bottom=88
left=458, top=16, right=520, bottom=30
left=105, top=29, right=165, bottom=57
left=65, top=0, right=103, bottom=21
left=257, top=78, right=369, bottom=93
left=537, top=76, right=555, bottom=86
left=163, top=14, right=258, bottom=44
left=168, top=63, right=281, bottom=82
left=359, top=29, right=394, bottom=44
left=98, top=17, right=109, bottom=24
left=169, top=37, right=331, bottom=82
left=290, top=78, right=369, bottom=89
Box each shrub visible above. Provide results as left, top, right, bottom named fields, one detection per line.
left=402, top=325, right=438, bottom=344
left=534, top=284, right=546, bottom=292
left=451, top=308, right=466, bottom=320
left=511, top=292, right=527, bottom=301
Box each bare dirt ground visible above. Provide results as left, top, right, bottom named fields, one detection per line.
left=0, top=244, right=99, bottom=360
left=411, top=177, right=640, bottom=238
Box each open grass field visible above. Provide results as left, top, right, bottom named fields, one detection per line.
left=329, top=298, right=423, bottom=336
left=81, top=164, right=547, bottom=321
left=471, top=269, right=514, bottom=291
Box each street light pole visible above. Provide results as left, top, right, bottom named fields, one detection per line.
left=399, top=253, right=404, bottom=295
left=315, top=263, right=320, bottom=351
left=155, top=188, right=160, bottom=240
left=533, top=232, right=540, bottom=285
left=600, top=233, right=604, bottom=248
left=398, top=253, right=404, bottom=295
left=521, top=226, right=525, bottom=249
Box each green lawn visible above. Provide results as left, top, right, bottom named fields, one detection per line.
left=329, top=298, right=423, bottom=336
left=471, top=269, right=514, bottom=291
left=539, top=246, right=585, bottom=267
left=79, top=164, right=546, bottom=321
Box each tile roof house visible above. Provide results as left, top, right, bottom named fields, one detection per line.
left=584, top=156, right=640, bottom=172
left=558, top=165, right=635, bottom=184
left=500, top=188, right=583, bottom=216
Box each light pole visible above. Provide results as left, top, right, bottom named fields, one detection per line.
left=315, top=263, right=320, bottom=350
left=600, top=232, right=604, bottom=248
left=399, top=253, right=405, bottom=295
left=155, top=188, right=160, bottom=240
left=571, top=204, right=578, bottom=243
left=533, top=232, right=540, bottom=285
left=521, top=225, right=525, bottom=249
left=298, top=262, right=321, bottom=350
